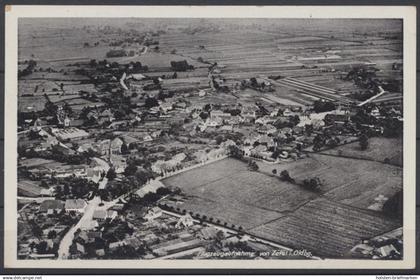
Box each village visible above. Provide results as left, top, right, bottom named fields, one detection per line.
left=17, top=18, right=404, bottom=260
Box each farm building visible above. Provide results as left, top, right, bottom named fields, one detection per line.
left=64, top=199, right=87, bottom=213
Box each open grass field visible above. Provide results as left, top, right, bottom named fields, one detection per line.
left=320, top=137, right=403, bottom=167
left=162, top=155, right=402, bottom=257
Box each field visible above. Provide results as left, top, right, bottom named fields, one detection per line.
left=249, top=198, right=400, bottom=257
left=162, top=156, right=402, bottom=257
left=320, top=137, right=403, bottom=167
left=18, top=19, right=403, bottom=109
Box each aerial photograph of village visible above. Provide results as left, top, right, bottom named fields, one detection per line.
left=16, top=18, right=404, bottom=261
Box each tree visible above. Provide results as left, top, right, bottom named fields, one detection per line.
left=280, top=170, right=293, bottom=182
left=63, top=184, right=70, bottom=195
left=359, top=133, right=369, bottom=150
left=31, top=222, right=43, bottom=238
left=383, top=190, right=403, bottom=219
left=35, top=241, right=49, bottom=254
left=248, top=160, right=259, bottom=171
left=145, top=97, right=159, bottom=108
left=313, top=100, right=335, bottom=113
left=272, top=169, right=277, bottom=175
left=313, top=134, right=325, bottom=151
left=106, top=168, right=117, bottom=181
left=121, top=143, right=129, bottom=155
left=124, top=163, right=138, bottom=177
left=228, top=145, right=243, bottom=160
left=47, top=230, right=57, bottom=239
left=215, top=135, right=224, bottom=145
left=199, top=111, right=209, bottom=120
left=302, top=177, right=321, bottom=191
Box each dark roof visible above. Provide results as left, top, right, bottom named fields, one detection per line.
left=39, top=200, right=64, bottom=212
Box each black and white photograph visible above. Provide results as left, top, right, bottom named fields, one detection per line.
left=3, top=5, right=416, bottom=270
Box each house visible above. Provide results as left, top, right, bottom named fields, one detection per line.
left=207, top=147, right=227, bottom=159
left=282, top=108, right=294, bottom=116
left=227, top=115, right=244, bottom=125
left=80, top=220, right=99, bottom=230
left=39, top=200, right=64, bottom=214
left=31, top=118, right=44, bottom=131
left=151, top=153, right=186, bottom=174
left=174, top=101, right=187, bottom=109
left=120, top=135, right=141, bottom=148
left=242, top=106, right=257, bottom=119
left=50, top=128, right=89, bottom=141
left=130, top=73, right=147, bottom=81
left=108, top=121, right=129, bottom=130
left=378, top=244, right=399, bottom=258
left=64, top=199, right=87, bottom=213
left=107, top=210, right=118, bottom=220
left=193, top=150, right=208, bottom=163
left=144, top=207, right=163, bottom=220
left=219, top=125, right=233, bottom=132
left=257, top=124, right=277, bottom=135
left=110, top=155, right=127, bottom=173
left=151, top=238, right=203, bottom=257
left=255, top=116, right=275, bottom=125
left=220, top=139, right=236, bottom=149
left=92, top=209, right=118, bottom=221
left=160, top=102, right=174, bottom=113
left=210, top=110, right=231, bottom=119
left=244, top=136, right=258, bottom=146
left=324, top=114, right=350, bottom=125
left=110, top=138, right=124, bottom=154
left=221, top=236, right=241, bottom=246
left=175, top=214, right=194, bottom=229
left=98, top=139, right=111, bottom=156
left=70, top=242, right=86, bottom=255
left=258, top=135, right=275, bottom=146
left=109, top=240, right=127, bottom=251
left=199, top=226, right=220, bottom=240
left=206, top=117, right=222, bottom=127
left=96, top=249, right=105, bottom=257
left=77, top=142, right=96, bottom=154
left=135, top=180, right=164, bottom=198
left=136, top=132, right=153, bottom=142
left=53, top=143, right=75, bottom=156
left=89, top=157, right=108, bottom=172
left=92, top=209, right=107, bottom=221
left=51, top=164, right=87, bottom=178
left=124, top=236, right=144, bottom=248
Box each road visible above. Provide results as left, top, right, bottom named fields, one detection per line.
left=141, top=46, right=148, bottom=55
left=357, top=86, right=386, bottom=107
left=56, top=156, right=230, bottom=259
left=17, top=196, right=55, bottom=203
left=120, top=72, right=129, bottom=90
left=57, top=162, right=108, bottom=259
left=57, top=196, right=102, bottom=259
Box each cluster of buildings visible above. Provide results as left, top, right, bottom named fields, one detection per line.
left=17, top=26, right=404, bottom=260
left=350, top=228, right=403, bottom=260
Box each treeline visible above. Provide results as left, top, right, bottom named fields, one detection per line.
left=18, top=60, right=37, bottom=78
